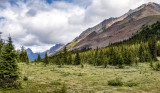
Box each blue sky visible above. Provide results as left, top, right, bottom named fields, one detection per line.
left=0, top=0, right=160, bottom=52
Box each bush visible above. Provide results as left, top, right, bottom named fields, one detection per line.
left=61, top=84, right=67, bottom=93
left=53, top=84, right=67, bottom=93
left=118, top=65, right=125, bottom=69
left=125, top=81, right=138, bottom=87
left=108, top=77, right=123, bottom=86
left=81, top=63, right=84, bottom=68
left=154, top=63, right=160, bottom=71
left=58, top=64, right=62, bottom=68
left=50, top=81, right=61, bottom=85
left=23, top=76, right=28, bottom=81
left=0, top=80, right=21, bottom=89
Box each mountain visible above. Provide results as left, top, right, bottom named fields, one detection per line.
left=26, top=48, right=38, bottom=61
left=26, top=44, right=63, bottom=61
left=63, top=2, right=160, bottom=51
left=47, top=44, right=64, bottom=54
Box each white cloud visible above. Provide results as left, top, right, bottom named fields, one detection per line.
left=0, top=0, right=160, bottom=52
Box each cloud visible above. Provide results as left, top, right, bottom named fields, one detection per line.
left=83, top=0, right=158, bottom=26
left=0, top=0, right=160, bottom=52
left=26, top=9, right=37, bottom=17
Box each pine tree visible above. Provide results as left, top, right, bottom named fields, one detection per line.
left=0, top=40, right=3, bottom=54
left=68, top=54, right=72, bottom=65
left=19, top=46, right=25, bottom=62
left=148, top=37, right=157, bottom=61
left=16, top=49, right=20, bottom=63
left=0, top=36, right=20, bottom=88
left=98, top=50, right=104, bottom=66
left=74, top=49, right=80, bottom=65
left=37, top=54, right=41, bottom=62
left=108, top=47, right=116, bottom=65
left=44, top=52, right=49, bottom=66
left=127, top=48, right=133, bottom=65
left=25, top=51, right=29, bottom=64
left=34, top=58, right=37, bottom=62
left=94, top=47, right=98, bottom=66
left=104, top=57, right=109, bottom=68
left=150, top=61, right=153, bottom=68
left=139, top=43, right=145, bottom=62
left=118, top=51, right=124, bottom=68
left=58, top=53, right=63, bottom=65
left=144, top=50, right=152, bottom=62
left=62, top=47, right=68, bottom=64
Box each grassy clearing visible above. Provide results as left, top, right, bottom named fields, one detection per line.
left=1, top=62, right=160, bottom=93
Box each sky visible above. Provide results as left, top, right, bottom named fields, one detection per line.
left=0, top=0, right=160, bottom=53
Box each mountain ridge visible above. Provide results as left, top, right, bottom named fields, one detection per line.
left=26, top=44, right=63, bottom=61
left=63, top=2, right=160, bottom=51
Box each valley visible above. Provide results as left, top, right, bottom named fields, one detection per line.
left=1, top=1, right=160, bottom=93
left=1, top=62, right=160, bottom=93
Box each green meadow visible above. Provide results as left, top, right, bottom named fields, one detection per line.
left=1, top=61, right=160, bottom=93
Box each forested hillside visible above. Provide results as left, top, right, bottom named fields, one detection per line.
left=47, top=21, right=160, bottom=68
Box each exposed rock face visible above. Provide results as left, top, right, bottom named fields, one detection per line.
left=47, top=44, right=64, bottom=54
left=67, top=2, right=160, bottom=50
left=74, top=18, right=118, bottom=42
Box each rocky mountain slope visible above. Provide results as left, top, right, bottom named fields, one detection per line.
left=64, top=2, right=160, bottom=51
left=26, top=44, right=63, bottom=61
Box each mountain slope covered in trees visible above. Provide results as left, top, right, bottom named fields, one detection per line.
left=49, top=19, right=160, bottom=67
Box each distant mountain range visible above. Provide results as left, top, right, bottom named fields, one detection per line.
left=26, top=44, right=63, bottom=61
left=54, top=2, right=160, bottom=53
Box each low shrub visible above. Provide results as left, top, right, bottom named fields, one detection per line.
left=50, top=81, right=61, bottom=85
left=154, top=63, right=160, bottom=71
left=108, top=77, right=123, bottom=86
left=0, top=80, right=21, bottom=89
left=61, top=84, right=67, bottom=93
left=23, top=76, right=28, bottom=81
left=54, top=84, right=67, bottom=93
left=81, top=63, right=84, bottom=68
left=125, top=81, right=138, bottom=87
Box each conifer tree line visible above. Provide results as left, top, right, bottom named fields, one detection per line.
left=50, top=42, right=155, bottom=66
left=33, top=52, right=50, bottom=66
left=17, top=46, right=29, bottom=64
left=49, top=21, right=160, bottom=66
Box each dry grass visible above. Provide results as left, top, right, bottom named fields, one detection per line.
left=1, top=62, right=160, bottom=93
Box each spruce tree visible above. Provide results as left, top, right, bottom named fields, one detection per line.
left=148, top=37, right=157, bottom=61
left=0, top=36, right=20, bottom=88
left=68, top=54, right=72, bottom=65
left=104, top=57, right=109, bottom=68
left=58, top=53, right=63, bottom=65
left=118, top=51, right=124, bottom=68
left=139, top=43, right=145, bottom=62
left=94, top=47, right=98, bottom=66
left=63, top=47, right=68, bottom=64
left=37, top=54, right=41, bottom=62
left=25, top=51, right=29, bottom=64
left=108, top=47, right=116, bottom=65
left=0, top=40, right=3, bottom=54
left=44, top=52, right=49, bottom=66
left=16, top=49, right=20, bottom=63
left=19, top=46, right=25, bottom=62
left=127, top=49, right=133, bottom=65
left=74, top=49, right=80, bottom=65
left=98, top=50, right=104, bottom=66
